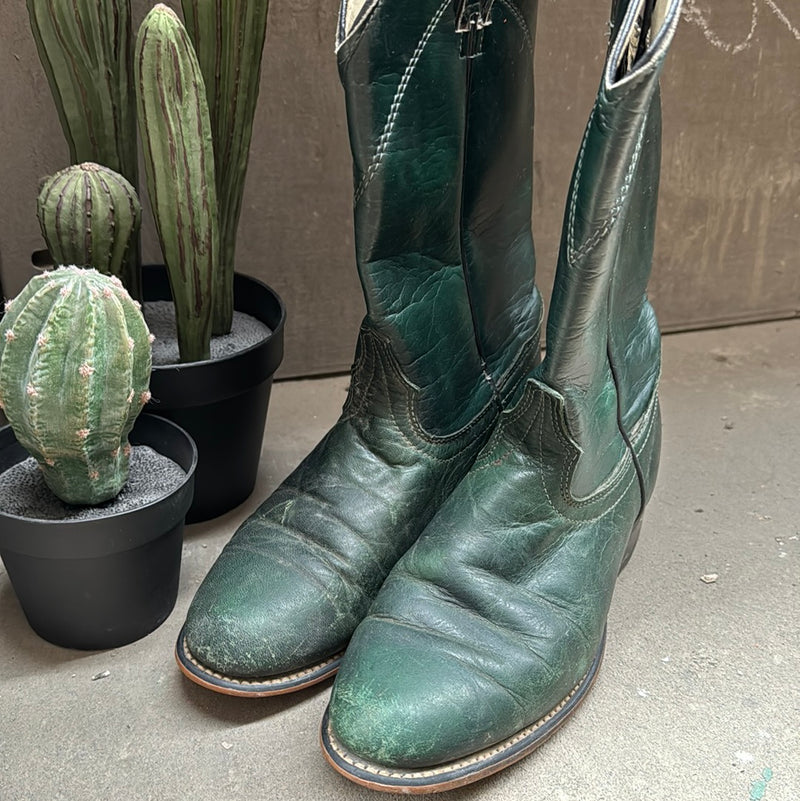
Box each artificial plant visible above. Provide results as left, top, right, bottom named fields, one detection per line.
left=135, top=4, right=218, bottom=364
left=181, top=0, right=271, bottom=335
left=0, top=267, right=153, bottom=506
left=135, top=1, right=271, bottom=361
left=37, top=163, right=142, bottom=294
left=27, top=0, right=140, bottom=297
left=28, top=1, right=271, bottom=364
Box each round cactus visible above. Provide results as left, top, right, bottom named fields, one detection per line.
left=37, top=163, right=142, bottom=299
left=0, top=266, right=153, bottom=506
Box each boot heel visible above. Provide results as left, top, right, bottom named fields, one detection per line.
left=620, top=517, right=643, bottom=573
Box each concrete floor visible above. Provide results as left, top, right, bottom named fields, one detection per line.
left=1, top=319, right=798, bottom=801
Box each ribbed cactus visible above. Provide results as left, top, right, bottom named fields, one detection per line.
left=27, top=0, right=140, bottom=295
left=26, top=0, right=138, bottom=187
left=135, top=4, right=217, bottom=363
left=0, top=267, right=153, bottom=506
left=37, top=164, right=142, bottom=299
left=182, top=0, right=270, bottom=335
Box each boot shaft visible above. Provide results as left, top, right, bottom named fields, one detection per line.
left=461, top=0, right=541, bottom=405
left=337, top=0, right=541, bottom=436
left=539, top=0, right=680, bottom=498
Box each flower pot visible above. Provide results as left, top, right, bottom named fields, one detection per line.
left=0, top=414, right=197, bottom=650
left=143, top=265, right=286, bottom=523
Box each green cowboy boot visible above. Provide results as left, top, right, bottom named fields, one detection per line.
left=322, top=0, right=682, bottom=790
left=176, top=0, right=542, bottom=695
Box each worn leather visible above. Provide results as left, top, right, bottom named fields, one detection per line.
left=327, top=0, right=681, bottom=772
left=180, top=0, right=541, bottom=680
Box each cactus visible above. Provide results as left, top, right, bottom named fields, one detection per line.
left=26, top=0, right=138, bottom=189
left=0, top=267, right=153, bottom=506
left=37, top=163, right=142, bottom=299
left=135, top=5, right=217, bottom=363
left=26, top=0, right=140, bottom=293
left=181, top=0, right=270, bottom=335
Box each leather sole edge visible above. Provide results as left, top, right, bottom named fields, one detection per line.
left=174, top=628, right=343, bottom=697
left=319, top=629, right=607, bottom=793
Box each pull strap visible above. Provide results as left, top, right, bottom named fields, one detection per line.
left=455, top=0, right=494, bottom=31
left=455, top=0, right=495, bottom=57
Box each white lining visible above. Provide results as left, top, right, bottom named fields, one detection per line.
left=336, top=0, right=379, bottom=51
left=604, top=0, right=682, bottom=91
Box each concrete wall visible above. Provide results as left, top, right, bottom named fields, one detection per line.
left=1, top=1, right=798, bottom=377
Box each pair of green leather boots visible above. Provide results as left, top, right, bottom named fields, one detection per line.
left=176, top=0, right=682, bottom=791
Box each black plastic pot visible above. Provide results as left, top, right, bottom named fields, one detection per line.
left=0, top=415, right=197, bottom=650
left=143, top=265, right=286, bottom=523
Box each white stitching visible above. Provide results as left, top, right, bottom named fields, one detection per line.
left=535, top=392, right=638, bottom=524
left=548, top=396, right=632, bottom=508
left=353, top=0, right=452, bottom=206
left=182, top=637, right=343, bottom=687
left=470, top=390, right=543, bottom=473
left=568, top=112, right=647, bottom=263
left=497, top=0, right=533, bottom=50
left=325, top=665, right=592, bottom=779
left=566, top=108, right=596, bottom=260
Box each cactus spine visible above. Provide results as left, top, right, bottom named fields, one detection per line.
left=0, top=267, right=153, bottom=506
left=181, top=0, right=270, bottom=335
left=37, top=163, right=142, bottom=295
left=135, top=5, right=217, bottom=364
left=26, top=0, right=140, bottom=294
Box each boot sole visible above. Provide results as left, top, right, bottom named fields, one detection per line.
left=174, top=626, right=343, bottom=697
left=319, top=629, right=605, bottom=794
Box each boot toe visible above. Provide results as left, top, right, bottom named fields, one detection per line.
left=182, top=550, right=354, bottom=681
left=327, top=617, right=531, bottom=770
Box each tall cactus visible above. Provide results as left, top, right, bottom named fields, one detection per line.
left=37, top=163, right=142, bottom=299
left=135, top=5, right=218, bottom=363
left=0, top=267, right=153, bottom=506
left=26, top=0, right=140, bottom=288
left=181, top=0, right=270, bottom=335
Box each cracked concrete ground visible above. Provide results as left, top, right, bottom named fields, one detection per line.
left=1, top=319, right=798, bottom=801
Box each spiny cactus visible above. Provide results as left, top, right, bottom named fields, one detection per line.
left=135, top=4, right=218, bottom=363
left=27, top=0, right=140, bottom=296
left=0, top=267, right=153, bottom=506
left=37, top=163, right=142, bottom=299
left=182, top=0, right=270, bottom=336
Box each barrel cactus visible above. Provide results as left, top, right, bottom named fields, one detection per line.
left=135, top=4, right=218, bottom=364
left=37, top=163, right=142, bottom=298
left=0, top=267, right=153, bottom=506
left=27, top=0, right=140, bottom=295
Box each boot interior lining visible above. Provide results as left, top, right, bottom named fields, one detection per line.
left=340, top=0, right=374, bottom=42
left=617, top=0, right=670, bottom=79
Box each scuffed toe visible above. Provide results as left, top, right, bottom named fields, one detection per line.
left=182, top=546, right=356, bottom=682
left=327, top=617, right=530, bottom=770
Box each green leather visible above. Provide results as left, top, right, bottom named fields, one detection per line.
left=325, top=0, right=681, bottom=777
left=180, top=0, right=541, bottom=682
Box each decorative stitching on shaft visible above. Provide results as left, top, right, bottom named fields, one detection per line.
left=566, top=108, right=596, bottom=260
left=353, top=0, right=452, bottom=206
left=567, top=111, right=647, bottom=263
left=497, top=0, right=533, bottom=50
left=535, top=393, right=637, bottom=523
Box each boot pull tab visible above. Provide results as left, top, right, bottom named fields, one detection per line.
left=456, top=0, right=494, bottom=58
